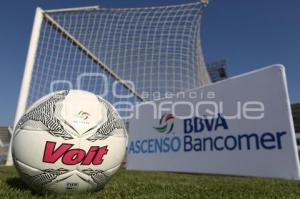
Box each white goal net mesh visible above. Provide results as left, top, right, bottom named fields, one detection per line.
left=24, top=2, right=211, bottom=118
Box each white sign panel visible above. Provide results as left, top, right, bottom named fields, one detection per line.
left=127, top=65, right=300, bottom=179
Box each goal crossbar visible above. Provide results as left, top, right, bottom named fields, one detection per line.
left=45, top=6, right=100, bottom=13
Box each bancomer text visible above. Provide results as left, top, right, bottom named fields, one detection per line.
left=128, top=114, right=287, bottom=154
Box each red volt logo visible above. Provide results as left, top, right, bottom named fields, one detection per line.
left=153, top=114, right=175, bottom=134
left=43, top=141, right=108, bottom=165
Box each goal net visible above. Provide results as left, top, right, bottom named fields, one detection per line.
left=14, top=1, right=210, bottom=125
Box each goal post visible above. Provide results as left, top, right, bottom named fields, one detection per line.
left=6, top=8, right=44, bottom=166
left=14, top=7, right=43, bottom=126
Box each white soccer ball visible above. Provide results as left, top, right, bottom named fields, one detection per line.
left=12, top=90, right=127, bottom=193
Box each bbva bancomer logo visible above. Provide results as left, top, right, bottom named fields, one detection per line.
left=128, top=113, right=288, bottom=154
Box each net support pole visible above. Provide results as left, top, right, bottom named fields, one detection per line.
left=6, top=7, right=44, bottom=166
left=43, top=12, right=145, bottom=102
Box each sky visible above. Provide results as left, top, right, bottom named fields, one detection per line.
left=0, top=0, right=299, bottom=126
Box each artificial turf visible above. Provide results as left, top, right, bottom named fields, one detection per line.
left=1, top=166, right=300, bottom=198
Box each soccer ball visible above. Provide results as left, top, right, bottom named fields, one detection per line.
left=12, top=90, right=127, bottom=193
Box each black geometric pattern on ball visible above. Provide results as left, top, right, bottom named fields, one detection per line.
left=15, top=90, right=73, bottom=140
left=82, top=168, right=108, bottom=187
left=24, top=168, right=69, bottom=187
left=87, top=97, right=125, bottom=142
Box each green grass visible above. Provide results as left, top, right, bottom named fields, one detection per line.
left=1, top=166, right=300, bottom=199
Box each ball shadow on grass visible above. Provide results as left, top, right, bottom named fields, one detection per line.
left=6, top=177, right=106, bottom=196
left=6, top=177, right=40, bottom=195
